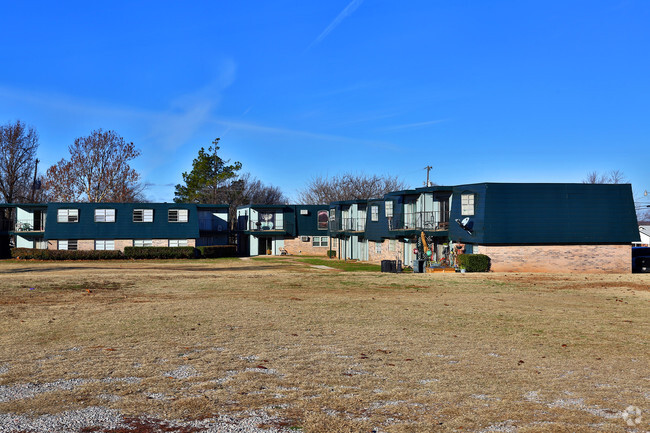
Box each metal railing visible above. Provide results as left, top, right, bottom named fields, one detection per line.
left=329, top=217, right=366, bottom=232
left=239, top=219, right=294, bottom=232
left=13, top=219, right=45, bottom=232
left=388, top=211, right=449, bottom=231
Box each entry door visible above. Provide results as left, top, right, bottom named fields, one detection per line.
left=258, top=237, right=272, bottom=255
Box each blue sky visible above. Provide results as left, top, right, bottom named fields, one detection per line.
left=1, top=1, right=648, bottom=203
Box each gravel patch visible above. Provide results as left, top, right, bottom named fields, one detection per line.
left=101, top=376, right=142, bottom=384
left=0, top=379, right=92, bottom=403
left=0, top=364, right=9, bottom=375
left=164, top=365, right=199, bottom=379
left=0, top=407, right=292, bottom=432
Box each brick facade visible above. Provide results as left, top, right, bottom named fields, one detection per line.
left=283, top=236, right=330, bottom=256
left=47, top=239, right=195, bottom=251
left=477, top=244, right=631, bottom=273
left=367, top=240, right=402, bottom=263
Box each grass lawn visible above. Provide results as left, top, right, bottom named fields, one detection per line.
left=0, top=259, right=648, bottom=432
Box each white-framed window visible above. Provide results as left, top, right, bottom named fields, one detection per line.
left=57, top=209, right=79, bottom=223
left=169, top=239, right=188, bottom=247
left=389, top=239, right=396, bottom=251
left=331, top=238, right=338, bottom=248
left=329, top=208, right=336, bottom=221
left=312, top=236, right=329, bottom=247
left=133, top=209, right=153, bottom=222
left=94, top=209, right=115, bottom=223
left=95, top=240, right=115, bottom=250
left=385, top=201, right=393, bottom=218
left=168, top=209, right=188, bottom=223
left=371, top=205, right=379, bottom=222
left=461, top=194, right=475, bottom=216
left=58, top=240, right=78, bottom=250
left=133, top=239, right=153, bottom=247
left=375, top=242, right=382, bottom=254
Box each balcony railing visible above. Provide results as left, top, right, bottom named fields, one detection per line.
left=13, top=220, right=45, bottom=232
left=329, top=217, right=366, bottom=232
left=239, top=219, right=294, bottom=233
left=388, top=211, right=449, bottom=231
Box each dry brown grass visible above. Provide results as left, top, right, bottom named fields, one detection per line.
left=0, top=258, right=648, bottom=432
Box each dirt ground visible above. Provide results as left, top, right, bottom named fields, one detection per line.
left=0, top=258, right=648, bottom=432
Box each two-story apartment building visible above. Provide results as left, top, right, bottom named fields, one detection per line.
left=236, top=204, right=331, bottom=256
left=0, top=203, right=229, bottom=252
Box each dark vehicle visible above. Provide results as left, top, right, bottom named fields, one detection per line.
left=632, top=247, right=650, bottom=273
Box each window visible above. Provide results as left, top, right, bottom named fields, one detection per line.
left=57, top=209, right=78, bottom=223
left=461, top=194, right=475, bottom=216
left=133, top=239, right=153, bottom=247
left=133, top=209, right=153, bottom=222
left=371, top=205, right=379, bottom=222
left=58, top=240, right=78, bottom=250
left=389, top=239, right=396, bottom=251
left=385, top=201, right=393, bottom=218
left=331, top=238, right=338, bottom=248
left=375, top=242, right=382, bottom=254
left=95, top=240, right=115, bottom=250
left=95, top=209, right=115, bottom=223
left=312, top=236, right=329, bottom=247
left=168, top=209, right=188, bottom=222
left=317, top=210, right=329, bottom=230
left=169, top=239, right=188, bottom=247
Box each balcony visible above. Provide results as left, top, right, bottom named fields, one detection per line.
left=239, top=219, right=294, bottom=233
left=12, top=219, right=45, bottom=233
left=388, top=211, right=449, bottom=232
left=329, top=217, right=366, bottom=233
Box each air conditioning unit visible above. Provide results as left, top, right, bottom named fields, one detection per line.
left=300, top=209, right=309, bottom=215
left=301, top=236, right=310, bottom=242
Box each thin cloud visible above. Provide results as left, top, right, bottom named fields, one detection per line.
left=307, top=0, right=364, bottom=50
left=380, top=119, right=449, bottom=131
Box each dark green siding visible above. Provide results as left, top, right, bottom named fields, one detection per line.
left=449, top=183, right=640, bottom=244
left=45, top=203, right=200, bottom=240
left=294, top=205, right=329, bottom=237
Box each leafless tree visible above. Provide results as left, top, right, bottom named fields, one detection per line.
left=44, top=129, right=145, bottom=202
left=298, top=173, right=409, bottom=204
left=239, top=173, right=287, bottom=205
left=0, top=120, right=40, bottom=203
left=583, top=170, right=626, bottom=184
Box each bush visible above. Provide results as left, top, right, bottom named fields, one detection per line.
left=11, top=248, right=123, bottom=260
left=327, top=250, right=336, bottom=258
left=197, top=245, right=237, bottom=258
left=456, top=254, right=491, bottom=272
left=123, top=246, right=198, bottom=259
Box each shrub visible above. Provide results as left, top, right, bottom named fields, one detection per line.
left=123, top=246, right=198, bottom=259
left=11, top=248, right=123, bottom=260
left=197, top=245, right=237, bottom=258
left=456, top=254, right=491, bottom=272
left=326, top=250, right=336, bottom=258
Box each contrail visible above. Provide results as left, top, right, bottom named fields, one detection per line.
left=307, top=0, right=364, bottom=50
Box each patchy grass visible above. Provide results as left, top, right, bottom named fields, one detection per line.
left=0, top=260, right=648, bottom=432
left=294, top=257, right=381, bottom=272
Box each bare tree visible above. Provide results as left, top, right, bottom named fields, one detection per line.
left=0, top=120, right=39, bottom=203
left=239, top=173, right=287, bottom=205
left=583, top=170, right=626, bottom=184
left=44, top=129, right=145, bottom=202
left=298, top=173, right=409, bottom=204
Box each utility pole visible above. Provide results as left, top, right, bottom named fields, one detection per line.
left=30, top=159, right=40, bottom=202
left=424, top=165, right=432, bottom=187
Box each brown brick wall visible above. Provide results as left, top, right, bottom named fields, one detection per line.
left=47, top=239, right=195, bottom=251
left=477, top=244, right=631, bottom=273
left=283, top=236, right=330, bottom=256
left=367, top=240, right=402, bottom=263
